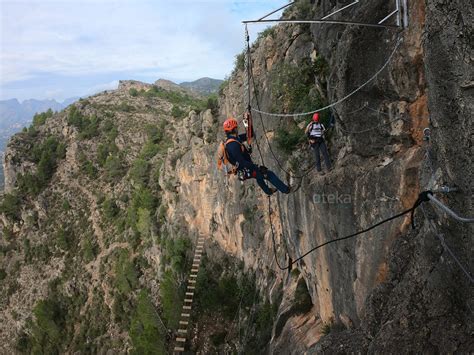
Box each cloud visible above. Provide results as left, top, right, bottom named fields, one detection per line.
left=0, top=0, right=284, bottom=99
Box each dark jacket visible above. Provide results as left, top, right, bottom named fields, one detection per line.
left=225, top=132, right=256, bottom=171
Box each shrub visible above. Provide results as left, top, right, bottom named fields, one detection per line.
left=293, top=278, right=312, bottom=313
left=257, top=26, right=276, bottom=41
left=130, top=159, right=150, bottom=186
left=104, top=155, right=125, bottom=181
left=32, top=109, right=54, bottom=127
left=102, top=198, right=119, bottom=220
left=0, top=193, right=22, bottom=220
left=30, top=298, right=65, bottom=353
left=129, top=88, right=139, bottom=97
left=82, top=235, right=97, bottom=262
left=275, top=125, right=305, bottom=154
left=171, top=105, right=186, bottom=118
left=82, top=160, right=98, bottom=178
left=129, top=290, right=166, bottom=354
left=56, top=228, right=72, bottom=251
left=78, top=115, right=100, bottom=140
left=115, top=249, right=139, bottom=295
left=159, top=270, right=183, bottom=328
left=136, top=208, right=151, bottom=238
left=235, top=52, right=245, bottom=73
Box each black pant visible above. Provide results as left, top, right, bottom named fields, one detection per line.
left=311, top=140, right=331, bottom=171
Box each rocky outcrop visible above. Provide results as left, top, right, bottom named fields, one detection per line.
left=159, top=0, right=472, bottom=352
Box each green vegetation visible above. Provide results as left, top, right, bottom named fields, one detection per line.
left=67, top=106, right=101, bottom=140
left=0, top=193, right=22, bottom=220
left=115, top=249, right=139, bottom=295
left=293, top=278, right=312, bottom=313
left=104, top=155, right=125, bottom=182
left=218, top=79, right=229, bottom=96
left=102, top=198, right=119, bottom=220
left=194, top=259, right=256, bottom=320
left=32, top=108, right=54, bottom=127
left=275, top=125, right=305, bottom=154
left=158, top=235, right=192, bottom=328
left=81, top=235, right=98, bottom=262
left=257, top=26, right=276, bottom=41
left=159, top=270, right=183, bottom=329
left=270, top=59, right=325, bottom=115
left=130, top=159, right=150, bottom=186
left=16, top=135, right=66, bottom=196
left=129, top=290, right=167, bottom=354
left=129, top=88, right=139, bottom=97
left=232, top=52, right=246, bottom=75
left=135, top=86, right=207, bottom=113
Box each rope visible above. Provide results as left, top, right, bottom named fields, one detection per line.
left=251, top=36, right=403, bottom=118
left=268, top=191, right=433, bottom=271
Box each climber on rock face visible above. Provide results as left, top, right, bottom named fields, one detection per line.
left=218, top=114, right=291, bottom=195
left=306, top=113, right=332, bottom=174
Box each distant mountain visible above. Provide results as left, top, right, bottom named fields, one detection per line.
left=0, top=97, right=78, bottom=188
left=179, top=77, right=223, bottom=95
left=0, top=97, right=78, bottom=130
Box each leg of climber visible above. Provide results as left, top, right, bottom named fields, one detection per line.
left=264, top=170, right=290, bottom=194
left=312, top=143, right=322, bottom=172
left=319, top=140, right=332, bottom=171
left=253, top=168, right=276, bottom=195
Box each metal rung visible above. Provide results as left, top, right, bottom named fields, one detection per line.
left=184, top=298, right=193, bottom=303
left=176, top=337, right=186, bottom=342
left=178, top=329, right=187, bottom=334
left=181, top=313, right=190, bottom=317
left=189, top=274, right=197, bottom=278
left=189, top=280, right=196, bottom=284
left=179, top=320, right=189, bottom=325
left=186, top=292, right=194, bottom=296
left=174, top=347, right=185, bottom=352
left=183, top=306, right=191, bottom=310
left=191, top=268, right=199, bottom=273
left=187, top=286, right=195, bottom=290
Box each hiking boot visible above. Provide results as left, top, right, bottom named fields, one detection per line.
left=268, top=188, right=277, bottom=195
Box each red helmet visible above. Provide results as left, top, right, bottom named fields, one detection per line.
left=313, top=113, right=320, bottom=122
left=223, top=117, right=238, bottom=132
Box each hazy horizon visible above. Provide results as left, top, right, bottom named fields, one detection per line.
left=1, top=0, right=282, bottom=101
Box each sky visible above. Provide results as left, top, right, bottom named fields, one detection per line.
left=0, top=0, right=285, bottom=101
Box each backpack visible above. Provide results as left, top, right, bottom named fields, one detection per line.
left=217, top=138, right=245, bottom=175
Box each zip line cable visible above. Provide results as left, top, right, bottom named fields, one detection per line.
left=251, top=36, right=403, bottom=118
left=268, top=191, right=433, bottom=271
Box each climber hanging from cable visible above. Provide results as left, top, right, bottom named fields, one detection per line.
left=305, top=113, right=332, bottom=174
left=218, top=113, right=292, bottom=195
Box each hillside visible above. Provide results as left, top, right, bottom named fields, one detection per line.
left=0, top=0, right=472, bottom=354
left=179, top=77, right=223, bottom=95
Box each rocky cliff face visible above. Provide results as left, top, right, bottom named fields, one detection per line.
left=0, top=0, right=472, bottom=353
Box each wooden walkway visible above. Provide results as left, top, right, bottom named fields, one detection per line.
left=173, top=236, right=205, bottom=353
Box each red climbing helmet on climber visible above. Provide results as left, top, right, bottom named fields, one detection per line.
left=223, top=117, right=238, bottom=133
left=313, top=113, right=320, bottom=122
